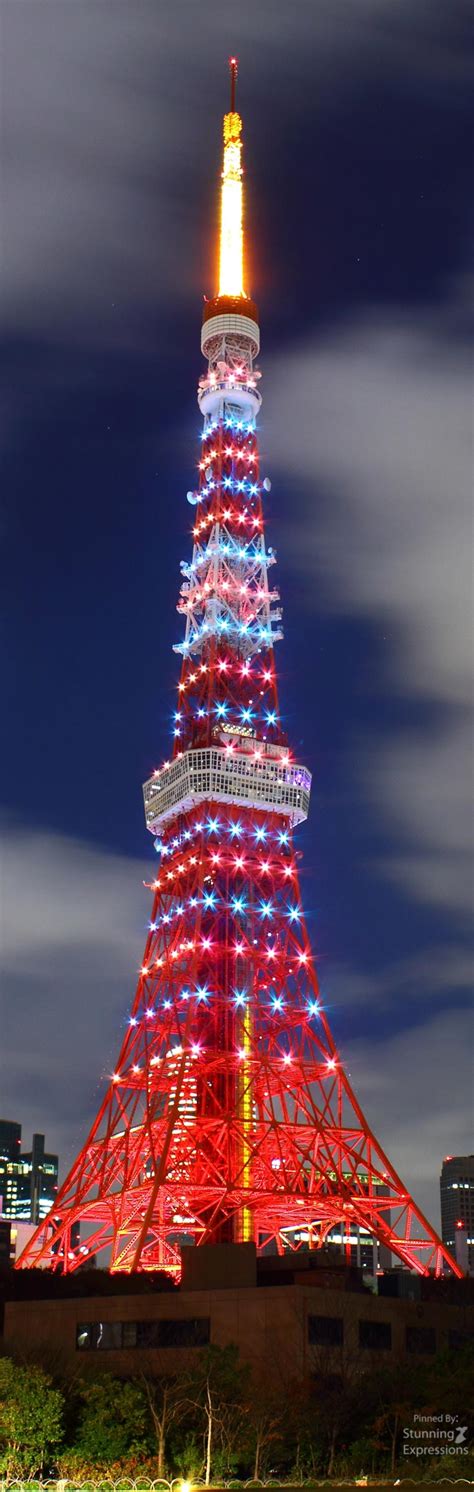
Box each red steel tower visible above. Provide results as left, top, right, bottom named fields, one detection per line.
left=18, top=63, right=461, bottom=1279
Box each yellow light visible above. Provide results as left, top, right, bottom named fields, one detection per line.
left=223, top=111, right=241, bottom=145
left=219, top=112, right=244, bottom=298
left=180, top=1481, right=192, bottom=1492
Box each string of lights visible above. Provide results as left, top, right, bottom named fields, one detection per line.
left=17, top=62, right=461, bottom=1281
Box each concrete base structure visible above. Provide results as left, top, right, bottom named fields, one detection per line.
left=3, top=1245, right=473, bottom=1377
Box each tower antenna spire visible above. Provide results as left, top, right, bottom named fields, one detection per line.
left=219, top=58, right=244, bottom=298
left=229, top=55, right=238, bottom=113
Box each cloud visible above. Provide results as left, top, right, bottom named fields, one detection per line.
left=265, top=292, right=473, bottom=916
left=370, top=718, right=473, bottom=913
left=345, top=1006, right=473, bottom=1229
left=0, top=828, right=147, bottom=1173
left=0, top=828, right=148, bottom=972
left=267, top=298, right=472, bottom=704
left=324, top=943, right=474, bottom=1011
left=2, top=1, right=470, bottom=345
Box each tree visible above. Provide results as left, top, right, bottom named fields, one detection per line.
left=140, top=1367, right=189, bottom=1478
left=73, top=1373, right=151, bottom=1463
left=0, top=1355, right=63, bottom=1480
left=247, top=1384, right=284, bottom=1481
left=306, top=1343, right=362, bottom=1476
left=424, top=1342, right=474, bottom=1419
left=185, top=1343, right=250, bottom=1485
left=373, top=1393, right=414, bottom=1474
left=370, top=1361, right=426, bottom=1475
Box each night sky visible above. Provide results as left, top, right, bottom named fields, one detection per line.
left=1, top=0, right=472, bottom=1232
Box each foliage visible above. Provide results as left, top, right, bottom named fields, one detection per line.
left=0, top=1339, right=472, bottom=1482
left=139, top=1368, right=189, bottom=1478
left=304, top=1345, right=364, bottom=1476
left=245, top=1378, right=285, bottom=1480
left=180, top=1343, right=251, bottom=1484
left=0, top=1355, right=63, bottom=1479
left=73, top=1374, right=151, bottom=1464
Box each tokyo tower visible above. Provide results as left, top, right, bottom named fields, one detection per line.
left=18, top=61, right=461, bottom=1280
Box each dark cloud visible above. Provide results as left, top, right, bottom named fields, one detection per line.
left=265, top=291, right=473, bottom=919
left=2, top=0, right=471, bottom=346
left=0, top=830, right=146, bottom=1173
left=326, top=946, right=474, bottom=1011
left=346, top=1006, right=473, bottom=1227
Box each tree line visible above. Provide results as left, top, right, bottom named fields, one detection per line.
left=0, top=1341, right=472, bottom=1484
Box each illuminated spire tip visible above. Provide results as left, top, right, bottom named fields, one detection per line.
left=229, top=56, right=238, bottom=112
left=219, top=58, right=245, bottom=298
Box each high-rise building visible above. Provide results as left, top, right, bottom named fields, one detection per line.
left=0, top=1218, right=14, bottom=1267
left=17, top=63, right=461, bottom=1280
left=0, top=1121, right=58, bottom=1225
left=440, top=1155, right=474, bottom=1273
left=0, top=1120, right=23, bottom=1218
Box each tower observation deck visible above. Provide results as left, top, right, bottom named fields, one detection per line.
left=16, top=63, right=462, bottom=1280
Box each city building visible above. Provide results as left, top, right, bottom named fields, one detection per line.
left=0, top=1220, right=40, bottom=1268
left=440, top=1155, right=474, bottom=1274
left=3, top=1245, right=473, bottom=1377
left=0, top=1121, right=58, bottom=1225
left=0, top=1219, right=14, bottom=1267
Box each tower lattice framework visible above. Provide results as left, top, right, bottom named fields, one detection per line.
left=18, top=64, right=461, bottom=1279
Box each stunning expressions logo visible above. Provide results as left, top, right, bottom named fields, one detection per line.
left=403, top=1414, right=470, bottom=1457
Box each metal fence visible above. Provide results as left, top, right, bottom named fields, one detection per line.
left=1, top=1480, right=473, bottom=1491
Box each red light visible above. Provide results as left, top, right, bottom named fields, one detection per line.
left=15, top=102, right=465, bottom=1289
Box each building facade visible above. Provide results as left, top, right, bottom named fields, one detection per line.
left=3, top=1246, right=473, bottom=1378
left=0, top=1121, right=58, bottom=1225
left=440, top=1155, right=474, bottom=1274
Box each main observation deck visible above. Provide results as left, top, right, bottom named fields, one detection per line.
left=143, top=735, right=311, bottom=835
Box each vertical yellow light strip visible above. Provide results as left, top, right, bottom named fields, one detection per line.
left=239, top=1008, right=253, bottom=1242
left=219, top=112, right=244, bottom=298
left=235, top=930, right=253, bottom=1243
